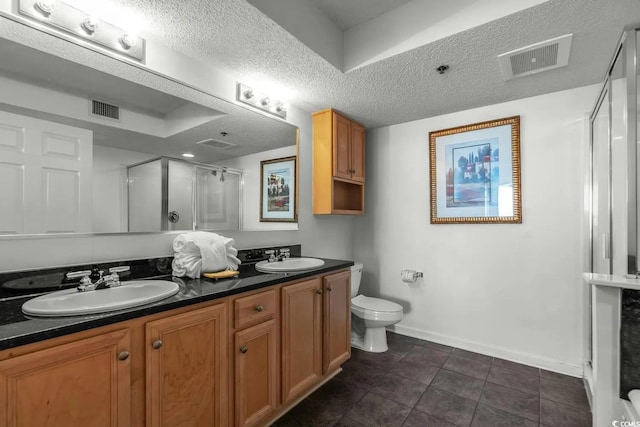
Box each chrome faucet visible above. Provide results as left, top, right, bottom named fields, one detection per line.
left=66, top=266, right=129, bottom=292
left=265, top=248, right=290, bottom=263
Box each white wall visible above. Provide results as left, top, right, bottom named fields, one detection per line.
left=353, top=85, right=599, bottom=375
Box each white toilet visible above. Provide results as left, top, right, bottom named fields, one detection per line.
left=350, top=263, right=403, bottom=353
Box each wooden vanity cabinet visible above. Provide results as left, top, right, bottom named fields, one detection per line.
left=280, top=271, right=351, bottom=406
left=323, top=270, right=351, bottom=373
left=234, top=319, right=278, bottom=427
left=145, top=303, right=228, bottom=427
left=281, top=278, right=323, bottom=403
left=0, top=329, right=131, bottom=427
left=313, top=108, right=366, bottom=215
left=0, top=267, right=351, bottom=427
left=232, top=289, right=279, bottom=427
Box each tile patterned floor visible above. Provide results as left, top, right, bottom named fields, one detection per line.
left=273, top=332, right=592, bottom=427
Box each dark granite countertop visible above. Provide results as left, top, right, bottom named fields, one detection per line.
left=0, top=258, right=353, bottom=351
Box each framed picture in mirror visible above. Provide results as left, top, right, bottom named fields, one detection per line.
left=260, top=156, right=297, bottom=222
left=429, top=116, right=521, bottom=224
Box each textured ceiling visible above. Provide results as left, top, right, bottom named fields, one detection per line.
left=307, top=0, right=414, bottom=30
left=13, top=0, right=640, bottom=130
left=113, top=0, right=640, bottom=129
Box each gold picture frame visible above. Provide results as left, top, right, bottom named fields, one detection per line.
left=429, top=116, right=521, bottom=224
left=260, top=156, right=297, bottom=222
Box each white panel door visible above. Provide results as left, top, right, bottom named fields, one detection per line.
left=0, top=111, right=92, bottom=234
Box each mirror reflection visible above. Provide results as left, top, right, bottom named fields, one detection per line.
left=0, top=38, right=298, bottom=235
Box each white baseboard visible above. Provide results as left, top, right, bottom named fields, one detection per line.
left=389, top=323, right=584, bottom=378
left=583, top=362, right=594, bottom=408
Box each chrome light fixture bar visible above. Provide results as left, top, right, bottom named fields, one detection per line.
left=18, top=0, right=145, bottom=62
left=236, top=83, right=287, bottom=119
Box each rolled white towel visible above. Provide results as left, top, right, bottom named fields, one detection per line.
left=172, top=253, right=202, bottom=278
left=172, top=231, right=241, bottom=278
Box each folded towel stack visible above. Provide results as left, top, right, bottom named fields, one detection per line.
left=172, top=231, right=241, bottom=279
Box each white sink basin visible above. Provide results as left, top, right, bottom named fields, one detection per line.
left=255, top=257, right=325, bottom=273
left=22, top=280, right=180, bottom=317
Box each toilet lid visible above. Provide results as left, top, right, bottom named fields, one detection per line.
left=351, top=294, right=402, bottom=312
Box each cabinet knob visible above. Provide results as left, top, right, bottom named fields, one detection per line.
left=327, top=286, right=332, bottom=292
left=240, top=345, right=248, bottom=354
left=316, top=289, right=322, bottom=295
left=118, top=351, right=130, bottom=361
left=255, top=305, right=264, bottom=312
left=152, top=340, right=163, bottom=350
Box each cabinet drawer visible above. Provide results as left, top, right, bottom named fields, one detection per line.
left=234, top=289, right=276, bottom=328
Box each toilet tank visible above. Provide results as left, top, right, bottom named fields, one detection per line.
left=350, top=263, right=363, bottom=297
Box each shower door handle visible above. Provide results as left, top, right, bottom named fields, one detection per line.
left=168, top=211, right=180, bottom=223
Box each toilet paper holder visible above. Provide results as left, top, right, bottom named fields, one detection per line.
left=401, top=270, right=423, bottom=283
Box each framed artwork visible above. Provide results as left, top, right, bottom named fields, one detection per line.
left=429, top=116, right=521, bottom=224
left=260, top=156, right=297, bottom=222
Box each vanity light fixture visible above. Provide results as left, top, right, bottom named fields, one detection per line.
left=17, top=0, right=146, bottom=61
left=182, top=153, right=195, bottom=158
left=236, top=83, right=287, bottom=119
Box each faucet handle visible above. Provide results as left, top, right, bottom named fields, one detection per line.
left=279, top=248, right=290, bottom=258
left=103, top=272, right=121, bottom=287
left=66, top=270, right=92, bottom=280
left=265, top=250, right=277, bottom=262
left=109, top=266, right=130, bottom=274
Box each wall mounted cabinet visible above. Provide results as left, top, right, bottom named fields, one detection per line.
left=313, top=109, right=365, bottom=215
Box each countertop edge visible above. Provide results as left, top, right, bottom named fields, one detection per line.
left=584, top=272, right=640, bottom=290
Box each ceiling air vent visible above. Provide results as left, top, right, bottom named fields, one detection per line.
left=196, top=138, right=237, bottom=150
left=90, top=99, right=120, bottom=121
left=498, top=34, right=573, bottom=80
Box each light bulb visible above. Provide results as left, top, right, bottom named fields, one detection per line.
left=81, top=16, right=100, bottom=34
left=35, top=0, right=57, bottom=16
left=119, top=33, right=137, bottom=49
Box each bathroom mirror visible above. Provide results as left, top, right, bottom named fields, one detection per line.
left=0, top=37, right=298, bottom=236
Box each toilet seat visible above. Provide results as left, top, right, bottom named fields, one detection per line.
left=351, top=295, right=403, bottom=322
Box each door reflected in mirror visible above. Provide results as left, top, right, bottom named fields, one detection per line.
left=0, top=38, right=298, bottom=236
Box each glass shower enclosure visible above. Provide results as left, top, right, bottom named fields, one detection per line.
left=127, top=157, right=241, bottom=232
left=587, top=26, right=639, bottom=398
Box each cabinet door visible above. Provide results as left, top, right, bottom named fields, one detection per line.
left=323, top=271, right=351, bottom=373
left=235, top=320, right=277, bottom=427
left=281, top=278, right=322, bottom=403
left=146, top=303, right=228, bottom=427
left=0, top=329, right=130, bottom=427
left=350, top=122, right=365, bottom=183
left=333, top=112, right=352, bottom=180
